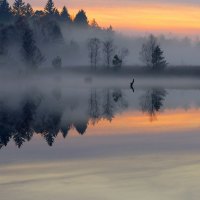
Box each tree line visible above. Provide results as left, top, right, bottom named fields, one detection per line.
left=87, top=34, right=167, bottom=71
left=0, top=0, right=168, bottom=71
left=87, top=38, right=129, bottom=70
left=0, top=0, right=92, bottom=27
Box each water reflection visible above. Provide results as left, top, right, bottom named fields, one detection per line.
left=140, top=89, right=167, bottom=121
left=0, top=88, right=129, bottom=148
left=0, top=86, right=196, bottom=148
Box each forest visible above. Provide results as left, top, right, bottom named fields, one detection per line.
left=0, top=0, right=127, bottom=70
left=1, top=0, right=200, bottom=74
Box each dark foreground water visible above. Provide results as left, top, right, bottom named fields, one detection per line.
left=1, top=75, right=200, bottom=200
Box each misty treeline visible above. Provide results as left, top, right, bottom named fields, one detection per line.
left=0, top=0, right=168, bottom=71
left=1, top=0, right=200, bottom=71
left=0, top=0, right=119, bottom=69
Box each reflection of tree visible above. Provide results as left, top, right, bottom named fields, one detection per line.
left=0, top=103, right=13, bottom=147
left=112, top=89, right=128, bottom=109
left=74, top=119, right=88, bottom=135
left=0, top=96, right=39, bottom=148
left=60, top=122, right=71, bottom=138
left=103, top=89, right=114, bottom=121
left=89, top=89, right=100, bottom=125
left=0, top=87, right=128, bottom=148
left=112, top=89, right=122, bottom=102
left=35, top=111, right=61, bottom=146
left=140, top=89, right=167, bottom=121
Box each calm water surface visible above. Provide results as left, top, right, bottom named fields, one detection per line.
left=1, top=78, right=200, bottom=200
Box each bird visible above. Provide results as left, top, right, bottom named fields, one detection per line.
left=130, top=78, right=134, bottom=89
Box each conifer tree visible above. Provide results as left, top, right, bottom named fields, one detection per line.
left=140, top=34, right=167, bottom=70
left=44, top=0, right=55, bottom=15
left=152, top=45, right=167, bottom=70
left=60, top=6, right=71, bottom=23
left=24, top=3, right=34, bottom=17
left=22, top=27, right=44, bottom=68
left=0, top=0, right=12, bottom=21
left=74, top=9, right=88, bottom=27
left=12, top=0, right=26, bottom=16
left=90, top=19, right=99, bottom=29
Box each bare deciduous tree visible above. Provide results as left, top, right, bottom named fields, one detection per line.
left=88, top=89, right=100, bottom=125
left=87, top=37, right=101, bottom=70
left=140, top=34, right=157, bottom=67
left=102, top=39, right=115, bottom=68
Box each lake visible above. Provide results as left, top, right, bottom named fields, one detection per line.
left=0, top=74, right=200, bottom=200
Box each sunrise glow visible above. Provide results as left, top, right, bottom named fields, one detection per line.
left=15, top=1, right=200, bottom=36
left=64, top=108, right=200, bottom=137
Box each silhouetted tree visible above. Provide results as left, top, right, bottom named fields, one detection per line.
left=140, top=34, right=167, bottom=70
left=44, top=0, right=55, bottom=15
left=24, top=3, right=34, bottom=18
left=60, top=6, right=71, bottom=23
left=103, top=39, right=115, bottom=68
left=53, top=8, right=60, bottom=20
left=0, top=0, right=12, bottom=22
left=90, top=18, right=100, bottom=29
left=112, top=55, right=122, bottom=70
left=34, top=10, right=45, bottom=18
left=22, top=27, right=44, bottom=68
left=88, top=38, right=101, bottom=70
left=106, top=25, right=114, bottom=36
left=74, top=9, right=88, bottom=27
left=12, top=0, right=26, bottom=16
left=152, top=45, right=167, bottom=70
left=35, top=19, right=63, bottom=43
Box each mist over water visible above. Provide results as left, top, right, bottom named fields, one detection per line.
left=0, top=72, right=199, bottom=148
left=0, top=73, right=200, bottom=200
left=1, top=1, right=200, bottom=199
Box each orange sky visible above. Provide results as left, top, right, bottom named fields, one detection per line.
left=7, top=0, right=200, bottom=35
left=81, top=4, right=200, bottom=35
left=30, top=2, right=200, bottom=36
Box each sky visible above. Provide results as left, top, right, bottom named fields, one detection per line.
left=8, top=0, right=200, bottom=36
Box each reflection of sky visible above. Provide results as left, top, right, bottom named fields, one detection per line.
left=1, top=83, right=200, bottom=199
left=86, top=109, right=200, bottom=136
left=1, top=131, right=200, bottom=200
